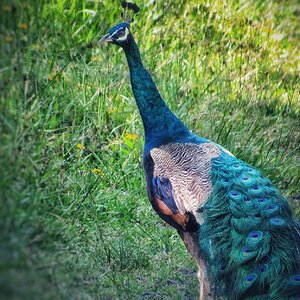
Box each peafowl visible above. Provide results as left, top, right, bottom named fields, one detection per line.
left=99, top=2, right=300, bottom=299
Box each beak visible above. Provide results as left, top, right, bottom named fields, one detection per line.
left=98, top=33, right=113, bottom=45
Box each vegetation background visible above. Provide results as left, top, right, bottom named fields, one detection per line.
left=1, top=0, right=299, bottom=299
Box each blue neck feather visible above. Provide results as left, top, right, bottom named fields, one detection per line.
left=122, top=38, right=190, bottom=150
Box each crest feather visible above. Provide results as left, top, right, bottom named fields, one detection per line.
left=121, top=1, right=140, bottom=23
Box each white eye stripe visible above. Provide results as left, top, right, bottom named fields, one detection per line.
left=110, top=27, right=128, bottom=37
left=111, top=28, right=122, bottom=37
left=116, top=27, right=129, bottom=42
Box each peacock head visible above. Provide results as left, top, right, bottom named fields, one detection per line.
left=99, top=22, right=132, bottom=47
left=99, top=1, right=139, bottom=47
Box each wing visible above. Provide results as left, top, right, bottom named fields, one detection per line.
left=148, top=143, right=221, bottom=231
left=151, top=176, right=188, bottom=229
left=150, top=142, right=222, bottom=227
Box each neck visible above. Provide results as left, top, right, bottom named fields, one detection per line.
left=122, top=38, right=189, bottom=149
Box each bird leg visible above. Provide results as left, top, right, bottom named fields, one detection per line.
left=178, top=230, right=212, bottom=300
left=197, top=259, right=212, bottom=300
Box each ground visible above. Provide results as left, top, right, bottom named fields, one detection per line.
left=0, top=1, right=299, bottom=299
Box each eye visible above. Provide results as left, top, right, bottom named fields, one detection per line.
left=118, top=29, right=125, bottom=36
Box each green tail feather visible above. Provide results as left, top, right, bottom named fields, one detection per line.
left=199, top=152, right=300, bottom=299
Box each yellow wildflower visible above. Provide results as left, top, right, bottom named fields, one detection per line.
left=18, top=23, right=28, bottom=30
left=91, top=55, right=101, bottom=62
left=47, top=68, right=61, bottom=81
left=92, top=168, right=104, bottom=176
left=76, top=143, right=85, bottom=150
left=107, top=108, right=117, bottom=114
left=124, top=133, right=138, bottom=140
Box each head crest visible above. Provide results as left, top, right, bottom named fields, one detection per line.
left=121, top=1, right=140, bottom=23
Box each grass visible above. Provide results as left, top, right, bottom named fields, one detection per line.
left=0, top=0, right=299, bottom=299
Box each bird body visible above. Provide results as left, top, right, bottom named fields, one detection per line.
left=100, top=22, right=300, bottom=299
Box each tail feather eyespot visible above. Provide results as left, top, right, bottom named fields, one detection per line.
left=242, top=273, right=257, bottom=288
left=289, top=275, right=300, bottom=286
left=250, top=185, right=264, bottom=195
left=247, top=169, right=260, bottom=176
left=221, top=177, right=231, bottom=188
left=257, top=264, right=267, bottom=273
left=266, top=204, right=279, bottom=215
left=229, top=190, right=243, bottom=201
left=240, top=246, right=257, bottom=261
left=244, top=197, right=252, bottom=204
left=258, top=197, right=266, bottom=203
left=229, top=164, right=243, bottom=172
left=269, top=217, right=285, bottom=227
left=247, top=230, right=263, bottom=243
left=245, top=231, right=266, bottom=252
